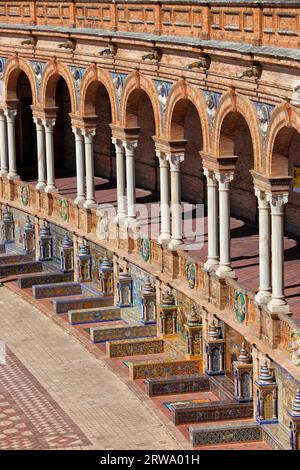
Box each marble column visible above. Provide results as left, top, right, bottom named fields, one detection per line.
left=267, top=193, right=290, bottom=313
left=34, top=117, right=46, bottom=190
left=112, top=138, right=126, bottom=221
left=43, top=118, right=57, bottom=193
left=156, top=150, right=170, bottom=243
left=0, top=110, right=8, bottom=177
left=204, top=168, right=219, bottom=270
left=123, top=140, right=137, bottom=224
left=5, top=109, right=19, bottom=180
left=83, top=128, right=96, bottom=209
left=167, top=153, right=184, bottom=250
left=72, top=127, right=85, bottom=206
left=255, top=188, right=271, bottom=304
left=215, top=172, right=235, bottom=278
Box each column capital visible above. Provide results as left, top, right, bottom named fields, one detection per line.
left=72, top=127, right=83, bottom=139
left=156, top=150, right=169, bottom=168
left=43, top=117, right=56, bottom=130
left=167, top=153, right=184, bottom=171
left=82, top=128, right=96, bottom=142
left=254, top=187, right=269, bottom=210
left=203, top=167, right=218, bottom=187
left=112, top=137, right=124, bottom=152
left=33, top=116, right=44, bottom=128
left=4, top=109, right=17, bottom=121
left=123, top=140, right=138, bottom=155
left=215, top=171, right=234, bottom=190
left=266, top=193, right=289, bottom=214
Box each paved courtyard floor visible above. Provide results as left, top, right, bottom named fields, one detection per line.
left=0, top=286, right=180, bottom=450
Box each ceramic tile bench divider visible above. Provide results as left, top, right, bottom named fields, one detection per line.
left=91, top=323, right=157, bottom=344
left=145, top=374, right=210, bottom=397
left=172, top=400, right=254, bottom=425
left=0, top=261, right=42, bottom=277
left=18, top=272, right=74, bottom=289
left=68, top=306, right=121, bottom=325
left=32, top=282, right=82, bottom=299
left=189, top=421, right=262, bottom=447
left=52, top=296, right=113, bottom=314
left=128, top=358, right=200, bottom=380
left=106, top=337, right=164, bottom=358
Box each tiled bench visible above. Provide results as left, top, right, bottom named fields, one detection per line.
left=32, top=282, right=82, bottom=299
left=18, top=272, right=74, bottom=289
left=172, top=400, right=253, bottom=425
left=145, top=374, right=210, bottom=397
left=0, top=261, right=42, bottom=277
left=0, top=254, right=34, bottom=265
left=91, top=323, right=157, bottom=344
left=52, top=296, right=113, bottom=314
left=68, top=306, right=121, bottom=325
left=106, top=337, right=164, bottom=358
left=189, top=421, right=261, bottom=447
left=128, top=358, right=200, bottom=380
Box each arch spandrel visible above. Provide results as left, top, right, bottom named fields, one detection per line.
left=3, top=56, right=38, bottom=107
left=212, top=91, right=262, bottom=172
left=40, top=60, right=77, bottom=114
left=164, top=80, right=210, bottom=154
left=119, top=71, right=162, bottom=135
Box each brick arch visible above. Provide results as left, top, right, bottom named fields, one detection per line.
left=119, top=71, right=161, bottom=135
left=40, top=60, right=76, bottom=113
left=212, top=91, right=262, bottom=171
left=3, top=55, right=38, bottom=106
left=79, top=64, right=118, bottom=123
left=164, top=80, right=210, bottom=152
left=265, top=103, right=300, bottom=176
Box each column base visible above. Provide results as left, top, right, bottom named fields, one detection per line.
left=267, top=298, right=291, bottom=314
left=74, top=195, right=86, bottom=207
left=157, top=233, right=171, bottom=245
left=35, top=181, right=46, bottom=191
left=215, top=265, right=236, bottom=279
left=168, top=238, right=184, bottom=251
left=204, top=258, right=219, bottom=272
left=83, top=199, right=98, bottom=210
left=124, top=217, right=137, bottom=227
left=0, top=170, right=8, bottom=178
left=115, top=212, right=127, bottom=224
left=7, top=172, right=20, bottom=181
left=255, top=290, right=272, bottom=306
left=45, top=184, right=58, bottom=194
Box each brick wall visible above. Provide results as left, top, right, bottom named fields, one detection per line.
left=54, top=77, right=75, bottom=173
left=94, top=84, right=114, bottom=180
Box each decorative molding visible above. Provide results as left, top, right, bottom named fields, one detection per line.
left=111, top=72, right=127, bottom=110
left=204, top=90, right=222, bottom=133
left=30, top=61, right=45, bottom=101
left=155, top=80, right=172, bottom=125
left=253, top=101, right=274, bottom=142
left=70, top=66, right=85, bottom=110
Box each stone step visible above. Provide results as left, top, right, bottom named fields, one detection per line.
left=91, top=323, right=157, bottom=344
left=189, top=421, right=261, bottom=447
left=0, top=253, right=34, bottom=265
left=18, top=272, right=74, bottom=289
left=32, top=282, right=82, bottom=300
left=172, top=400, right=253, bottom=425
left=262, top=423, right=291, bottom=450
left=128, top=358, right=200, bottom=380
left=52, top=295, right=113, bottom=314
left=209, top=375, right=235, bottom=400
left=146, top=374, right=210, bottom=397
left=106, top=338, right=164, bottom=358
left=68, top=306, right=121, bottom=325
left=0, top=261, right=42, bottom=277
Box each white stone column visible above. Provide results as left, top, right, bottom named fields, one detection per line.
left=83, top=128, right=97, bottom=209
left=33, top=117, right=46, bottom=190
left=72, top=127, right=85, bottom=206
left=112, top=138, right=126, bottom=221
left=204, top=168, right=219, bottom=270
left=157, top=150, right=170, bottom=243
left=5, top=109, right=19, bottom=180
left=43, top=118, right=57, bottom=193
left=267, top=193, right=290, bottom=313
left=255, top=188, right=271, bottom=304
left=215, top=172, right=235, bottom=278
left=0, top=109, right=8, bottom=177
left=167, top=153, right=184, bottom=250
left=123, top=140, right=138, bottom=224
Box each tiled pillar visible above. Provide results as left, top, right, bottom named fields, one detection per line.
left=167, top=153, right=184, bottom=250
left=204, top=168, right=219, bottom=270
left=34, top=117, right=46, bottom=190
left=215, top=172, right=235, bottom=278
left=5, top=109, right=19, bottom=180
left=267, top=193, right=290, bottom=313
left=255, top=188, right=271, bottom=304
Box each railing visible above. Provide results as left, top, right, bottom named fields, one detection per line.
left=0, top=2, right=299, bottom=50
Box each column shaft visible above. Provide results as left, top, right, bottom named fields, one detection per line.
left=216, top=172, right=235, bottom=278
left=204, top=169, right=219, bottom=270
left=113, top=138, right=126, bottom=220
left=167, top=154, right=184, bottom=250
left=0, top=110, right=8, bottom=177
left=43, top=118, right=57, bottom=193
left=83, top=129, right=96, bottom=209
left=73, top=128, right=85, bottom=206
left=5, top=109, right=19, bottom=180
left=123, top=141, right=137, bottom=223
left=157, top=151, right=170, bottom=243
left=255, top=188, right=271, bottom=304
left=34, top=118, right=46, bottom=190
